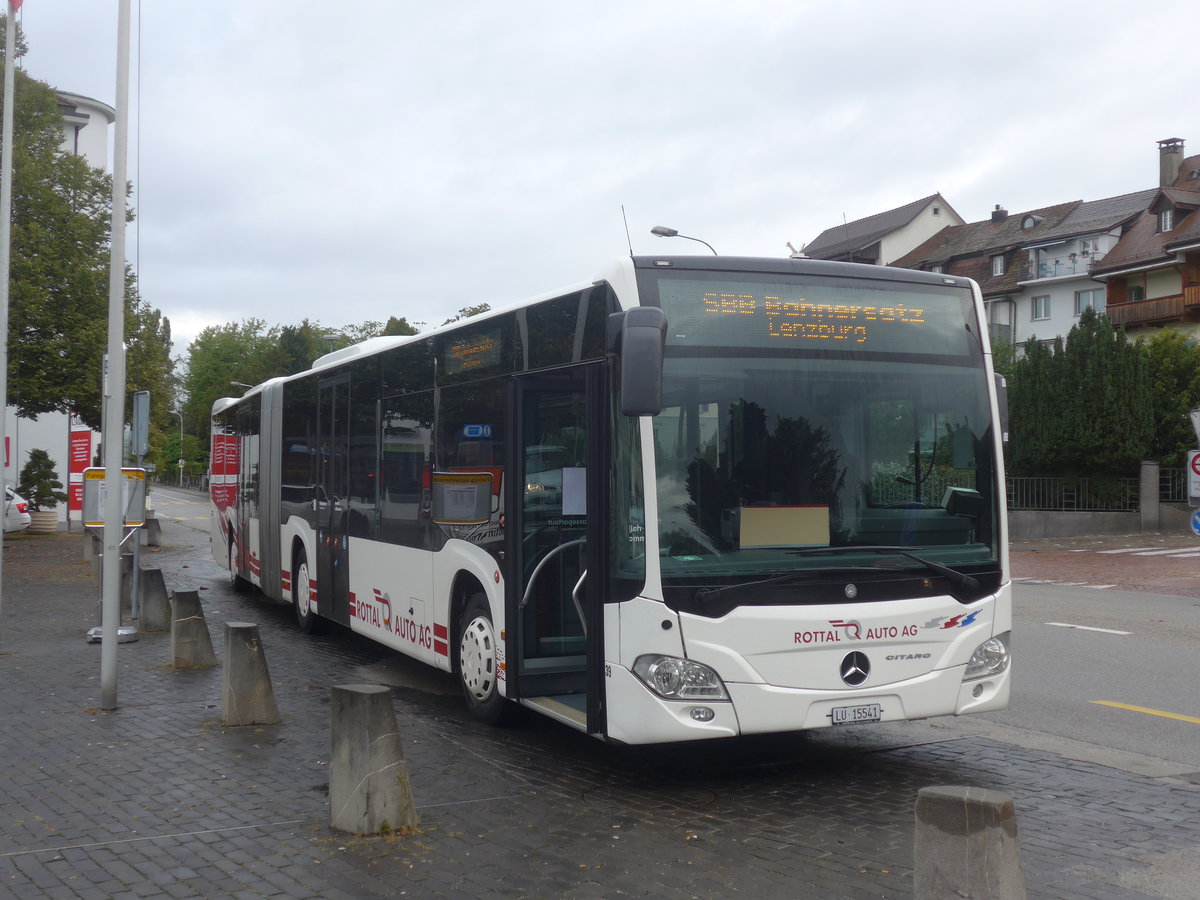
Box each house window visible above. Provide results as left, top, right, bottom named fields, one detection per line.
left=1075, top=288, right=1104, bottom=315
left=930, top=265, right=943, bottom=274
left=1127, top=284, right=1145, bottom=303
left=932, top=206, right=941, bottom=217
left=991, top=254, right=1005, bottom=277
left=1031, top=296, right=1050, bottom=320
left=1160, top=209, right=1174, bottom=232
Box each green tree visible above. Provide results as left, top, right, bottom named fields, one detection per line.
left=1142, top=329, right=1200, bottom=467
left=5, top=56, right=115, bottom=424
left=181, top=319, right=279, bottom=433
left=442, top=303, right=491, bottom=325
left=383, top=315, right=420, bottom=336
left=1007, top=311, right=1152, bottom=477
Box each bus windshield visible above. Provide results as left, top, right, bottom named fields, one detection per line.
left=640, top=266, right=1001, bottom=596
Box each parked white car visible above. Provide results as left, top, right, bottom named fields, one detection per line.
left=4, top=487, right=31, bottom=533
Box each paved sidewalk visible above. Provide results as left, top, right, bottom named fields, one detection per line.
left=2, top=522, right=1200, bottom=898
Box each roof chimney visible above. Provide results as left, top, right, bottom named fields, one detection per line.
left=1159, top=137, right=1185, bottom=187
left=990, top=204, right=1008, bottom=224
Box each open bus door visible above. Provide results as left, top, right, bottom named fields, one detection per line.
left=509, top=364, right=608, bottom=736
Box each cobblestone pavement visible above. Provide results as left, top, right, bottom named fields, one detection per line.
left=2, top=523, right=1199, bottom=898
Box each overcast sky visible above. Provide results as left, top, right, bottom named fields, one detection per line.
left=15, top=1, right=1196, bottom=355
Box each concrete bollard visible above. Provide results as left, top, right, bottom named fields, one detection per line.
left=140, top=516, right=163, bottom=547
left=915, top=785, right=1026, bottom=899
left=221, top=622, right=281, bottom=726
left=170, top=589, right=217, bottom=669
left=329, top=684, right=418, bottom=835
left=139, top=568, right=171, bottom=633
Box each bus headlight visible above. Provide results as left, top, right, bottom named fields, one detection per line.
left=964, top=632, right=1010, bottom=680
left=632, top=654, right=729, bottom=701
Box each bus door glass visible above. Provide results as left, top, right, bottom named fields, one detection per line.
left=317, top=377, right=352, bottom=625
left=513, top=368, right=603, bottom=709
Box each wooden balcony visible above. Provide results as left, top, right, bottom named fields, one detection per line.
left=1107, top=286, right=1200, bottom=328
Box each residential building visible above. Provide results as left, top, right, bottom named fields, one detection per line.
left=1091, top=138, right=1200, bottom=339
left=890, top=191, right=1151, bottom=351
left=802, top=194, right=964, bottom=265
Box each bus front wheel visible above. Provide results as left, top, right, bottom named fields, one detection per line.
left=457, top=592, right=507, bottom=724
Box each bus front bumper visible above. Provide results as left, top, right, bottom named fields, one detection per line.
left=603, top=663, right=1009, bottom=745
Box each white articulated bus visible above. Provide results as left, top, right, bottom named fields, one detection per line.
left=211, top=255, right=1010, bottom=744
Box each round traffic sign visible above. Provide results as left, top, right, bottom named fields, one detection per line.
left=1191, top=452, right=1200, bottom=477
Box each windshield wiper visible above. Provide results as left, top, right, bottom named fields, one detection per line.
left=788, top=545, right=980, bottom=592
left=694, top=566, right=878, bottom=606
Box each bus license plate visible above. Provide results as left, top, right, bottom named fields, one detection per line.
left=831, top=703, right=882, bottom=725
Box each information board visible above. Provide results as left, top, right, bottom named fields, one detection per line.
left=81, top=467, right=147, bottom=527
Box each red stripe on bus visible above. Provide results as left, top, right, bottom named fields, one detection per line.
left=433, top=623, right=448, bottom=640
left=434, top=640, right=448, bottom=657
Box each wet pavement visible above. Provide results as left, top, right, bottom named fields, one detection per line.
left=1, top=520, right=1199, bottom=898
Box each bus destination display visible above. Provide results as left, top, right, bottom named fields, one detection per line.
left=703, top=292, right=925, bottom=343
left=652, top=275, right=976, bottom=356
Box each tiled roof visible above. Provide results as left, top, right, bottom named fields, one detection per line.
left=804, top=194, right=956, bottom=259
left=890, top=202, right=1085, bottom=295
left=1091, top=154, right=1200, bottom=274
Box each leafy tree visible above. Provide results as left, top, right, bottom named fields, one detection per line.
left=383, top=315, right=420, bottom=336
left=1141, top=329, right=1200, bottom=467
left=4, top=51, right=115, bottom=423
left=442, top=303, right=491, bottom=325
left=181, top=319, right=280, bottom=432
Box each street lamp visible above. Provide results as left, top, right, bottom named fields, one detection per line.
left=650, top=225, right=718, bottom=255
left=321, top=333, right=340, bottom=354
left=170, top=409, right=184, bottom=486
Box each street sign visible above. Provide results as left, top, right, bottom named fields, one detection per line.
left=1191, top=509, right=1200, bottom=537
left=1190, top=451, right=1200, bottom=508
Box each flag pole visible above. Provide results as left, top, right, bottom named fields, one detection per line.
left=100, top=0, right=132, bottom=710
left=0, top=1, right=22, bottom=645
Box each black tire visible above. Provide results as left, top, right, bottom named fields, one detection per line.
left=456, top=592, right=508, bottom=724
left=293, top=551, right=325, bottom=634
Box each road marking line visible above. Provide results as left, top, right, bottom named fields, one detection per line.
left=1132, top=548, right=1199, bottom=556
left=1091, top=701, right=1200, bottom=725
left=1091, top=585, right=1116, bottom=589
left=1096, top=547, right=1159, bottom=554
left=1165, top=551, right=1200, bottom=558
left=1046, top=622, right=1131, bottom=635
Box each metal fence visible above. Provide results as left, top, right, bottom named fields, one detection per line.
left=1005, top=476, right=1140, bottom=511
left=1160, top=467, right=1186, bottom=503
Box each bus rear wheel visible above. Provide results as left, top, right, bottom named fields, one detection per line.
left=457, top=592, right=507, bottom=724
left=293, top=552, right=324, bottom=634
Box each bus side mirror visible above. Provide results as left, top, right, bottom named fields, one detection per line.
left=609, top=308, right=667, bottom=416
left=994, top=373, right=1008, bottom=443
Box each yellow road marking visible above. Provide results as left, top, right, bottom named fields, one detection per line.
left=1091, top=700, right=1200, bottom=725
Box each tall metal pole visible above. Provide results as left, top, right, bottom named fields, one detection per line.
left=100, top=0, right=132, bottom=710
left=0, top=3, right=20, bottom=640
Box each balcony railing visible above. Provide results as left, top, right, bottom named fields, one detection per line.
left=1107, top=293, right=1185, bottom=327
